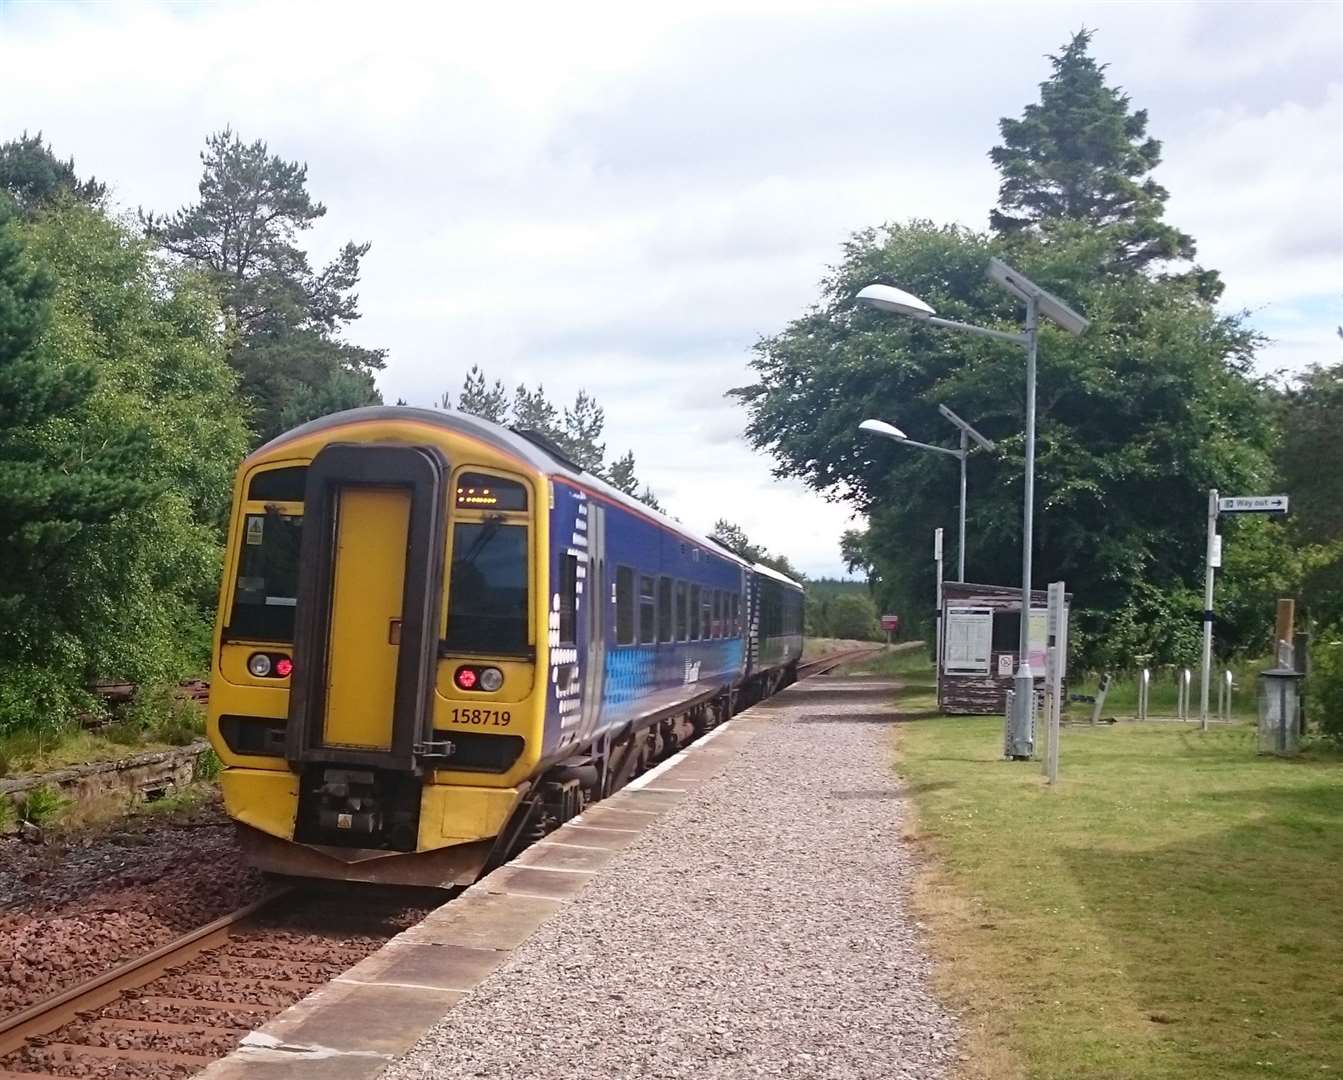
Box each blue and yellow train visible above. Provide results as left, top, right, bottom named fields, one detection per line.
left=207, top=407, right=803, bottom=886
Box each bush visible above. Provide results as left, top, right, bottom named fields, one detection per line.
left=1308, top=627, right=1343, bottom=742
left=22, top=784, right=69, bottom=826
left=125, top=683, right=206, bottom=747
left=193, top=747, right=221, bottom=783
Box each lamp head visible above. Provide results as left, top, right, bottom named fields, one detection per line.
left=856, top=283, right=936, bottom=320
left=859, top=418, right=909, bottom=442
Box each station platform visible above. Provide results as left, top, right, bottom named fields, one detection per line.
left=202, top=672, right=959, bottom=1080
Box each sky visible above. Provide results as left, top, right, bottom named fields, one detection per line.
left=1, top=0, right=1340, bottom=577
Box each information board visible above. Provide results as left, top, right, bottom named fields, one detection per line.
left=943, top=606, right=993, bottom=675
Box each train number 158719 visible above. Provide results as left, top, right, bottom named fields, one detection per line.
left=449, top=708, right=511, bottom=727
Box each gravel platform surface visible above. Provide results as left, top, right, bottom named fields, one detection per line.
left=384, top=675, right=960, bottom=1080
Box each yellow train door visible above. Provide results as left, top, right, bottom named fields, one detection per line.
left=321, top=486, right=411, bottom=750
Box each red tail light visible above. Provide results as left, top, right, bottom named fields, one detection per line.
left=455, top=667, right=478, bottom=690
left=275, top=657, right=294, bottom=678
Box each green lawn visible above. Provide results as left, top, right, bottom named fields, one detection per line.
left=885, top=659, right=1343, bottom=1080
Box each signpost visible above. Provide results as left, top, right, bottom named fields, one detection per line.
left=880, top=614, right=900, bottom=644
left=934, top=528, right=944, bottom=699
left=1042, top=581, right=1067, bottom=785
left=1200, top=491, right=1290, bottom=730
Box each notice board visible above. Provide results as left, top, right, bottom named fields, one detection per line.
left=944, top=606, right=994, bottom=675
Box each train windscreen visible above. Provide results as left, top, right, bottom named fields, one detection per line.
left=228, top=509, right=302, bottom=641
left=443, top=521, right=529, bottom=655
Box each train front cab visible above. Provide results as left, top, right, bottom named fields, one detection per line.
left=208, top=421, right=550, bottom=887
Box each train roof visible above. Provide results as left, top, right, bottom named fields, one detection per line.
left=752, top=561, right=805, bottom=591
left=248, top=406, right=756, bottom=570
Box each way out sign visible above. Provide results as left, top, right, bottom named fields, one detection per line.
left=1218, top=495, right=1289, bottom=514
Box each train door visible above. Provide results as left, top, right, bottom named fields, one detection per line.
left=322, top=487, right=409, bottom=750
left=579, top=503, right=607, bottom=738
left=286, top=443, right=448, bottom=774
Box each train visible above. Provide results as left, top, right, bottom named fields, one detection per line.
left=206, top=406, right=804, bottom=887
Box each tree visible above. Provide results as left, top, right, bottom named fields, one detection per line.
left=142, top=129, right=382, bottom=442
left=826, top=592, right=881, bottom=641
left=608, top=451, right=640, bottom=496
left=457, top=365, right=509, bottom=423
left=731, top=33, right=1278, bottom=664
left=444, top=369, right=665, bottom=510
left=1276, top=360, right=1343, bottom=629
left=0, top=199, right=249, bottom=733
left=732, top=222, right=1271, bottom=662
left=0, top=132, right=105, bottom=216
left=561, top=390, right=606, bottom=473
left=989, top=29, right=1205, bottom=286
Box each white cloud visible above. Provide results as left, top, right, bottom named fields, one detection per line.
left=1, top=0, right=1338, bottom=576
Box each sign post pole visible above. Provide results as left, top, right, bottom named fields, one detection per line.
left=934, top=528, right=944, bottom=704
left=1199, top=489, right=1218, bottom=732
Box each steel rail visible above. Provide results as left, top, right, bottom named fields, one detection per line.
left=795, top=645, right=886, bottom=681
left=0, top=886, right=294, bottom=1059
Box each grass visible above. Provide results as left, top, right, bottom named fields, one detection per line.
left=0, top=686, right=205, bottom=776
left=802, top=636, right=886, bottom=661
left=1077, top=656, right=1271, bottom=722
left=887, top=657, right=1343, bottom=1080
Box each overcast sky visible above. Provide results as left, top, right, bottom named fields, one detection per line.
left=2, top=0, right=1339, bottom=576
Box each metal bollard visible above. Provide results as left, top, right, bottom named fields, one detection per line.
left=1222, top=669, right=1233, bottom=722
left=1003, top=689, right=1015, bottom=759
left=1178, top=668, right=1191, bottom=721
left=1138, top=668, right=1150, bottom=721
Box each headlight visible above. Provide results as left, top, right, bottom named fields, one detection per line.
left=479, top=667, right=504, bottom=692
left=247, top=653, right=273, bottom=678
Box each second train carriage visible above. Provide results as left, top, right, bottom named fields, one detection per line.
left=207, top=406, right=803, bottom=887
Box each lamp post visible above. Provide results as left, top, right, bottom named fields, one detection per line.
left=857, top=260, right=1088, bottom=753
left=859, top=405, right=994, bottom=583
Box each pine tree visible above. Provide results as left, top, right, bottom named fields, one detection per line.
left=455, top=365, right=509, bottom=422
left=142, top=129, right=383, bottom=442
left=560, top=390, right=606, bottom=472
left=511, top=383, right=561, bottom=438
left=0, top=132, right=105, bottom=215
left=608, top=450, right=640, bottom=495
left=989, top=30, right=1206, bottom=285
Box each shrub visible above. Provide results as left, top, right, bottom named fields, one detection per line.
left=1308, top=627, right=1343, bottom=742
left=193, top=747, right=221, bottom=783
left=125, top=683, right=206, bottom=747
left=22, top=784, right=69, bottom=826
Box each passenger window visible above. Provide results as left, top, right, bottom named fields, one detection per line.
left=712, top=590, right=722, bottom=639
left=675, top=581, right=688, bottom=641
left=701, top=592, right=712, bottom=640
left=616, top=566, right=635, bottom=645
left=639, top=575, right=656, bottom=644
left=657, top=576, right=673, bottom=642
left=558, top=553, right=578, bottom=646
left=689, top=585, right=701, bottom=641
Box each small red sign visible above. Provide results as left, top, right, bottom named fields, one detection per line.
left=880, top=615, right=901, bottom=632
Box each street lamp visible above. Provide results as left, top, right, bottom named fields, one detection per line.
left=857, top=259, right=1088, bottom=752
left=859, top=406, right=995, bottom=583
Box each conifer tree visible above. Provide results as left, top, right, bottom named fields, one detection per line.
left=989, top=30, right=1211, bottom=290
left=142, top=129, right=383, bottom=442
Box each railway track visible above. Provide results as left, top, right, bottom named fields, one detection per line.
left=795, top=644, right=887, bottom=681
left=0, top=646, right=893, bottom=1079
left=0, top=886, right=438, bottom=1079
